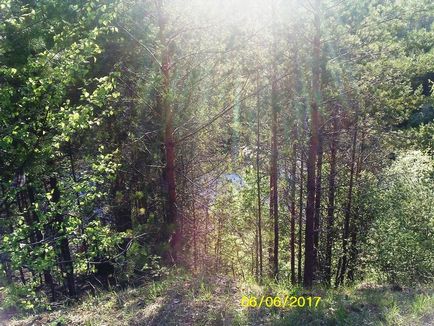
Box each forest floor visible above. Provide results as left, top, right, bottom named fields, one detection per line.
left=1, top=269, right=433, bottom=326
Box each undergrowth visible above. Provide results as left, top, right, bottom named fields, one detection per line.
left=1, top=269, right=433, bottom=326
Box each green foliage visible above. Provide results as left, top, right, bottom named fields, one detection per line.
left=367, top=150, right=434, bottom=285
left=1, top=282, right=49, bottom=311
left=1, top=1, right=434, bottom=323
left=123, top=240, right=167, bottom=280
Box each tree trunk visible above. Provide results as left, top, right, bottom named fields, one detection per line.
left=215, top=213, right=223, bottom=271
left=19, top=268, right=26, bottom=285
left=27, top=186, right=56, bottom=300
left=256, top=80, right=263, bottom=282
left=290, top=128, right=297, bottom=284
left=205, top=203, right=209, bottom=257
left=49, top=176, right=76, bottom=297
left=298, top=154, right=304, bottom=284
left=347, top=127, right=365, bottom=282
left=270, top=84, right=279, bottom=280
left=255, top=223, right=259, bottom=281
left=157, top=0, right=179, bottom=262
left=304, top=0, right=321, bottom=288
left=324, top=108, right=338, bottom=285
left=192, top=197, right=197, bottom=272
left=336, top=115, right=358, bottom=287
left=16, top=185, right=56, bottom=299
left=269, top=1, right=279, bottom=280
left=313, top=124, right=323, bottom=274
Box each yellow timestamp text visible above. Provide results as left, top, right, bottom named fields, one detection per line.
left=240, top=295, right=321, bottom=308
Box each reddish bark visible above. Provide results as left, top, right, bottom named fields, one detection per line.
left=158, top=0, right=180, bottom=262
left=304, top=0, right=321, bottom=288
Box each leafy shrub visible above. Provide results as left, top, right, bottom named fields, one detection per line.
left=1, top=282, right=49, bottom=311
left=367, top=150, right=434, bottom=285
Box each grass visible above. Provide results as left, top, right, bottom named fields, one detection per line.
left=270, top=283, right=434, bottom=326
left=1, top=270, right=433, bottom=325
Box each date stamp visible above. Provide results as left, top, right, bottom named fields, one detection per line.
left=240, top=295, right=321, bottom=308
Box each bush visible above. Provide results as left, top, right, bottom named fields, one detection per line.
left=367, top=150, right=434, bottom=285
left=1, top=282, right=49, bottom=312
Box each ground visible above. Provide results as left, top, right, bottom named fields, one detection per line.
left=1, top=270, right=433, bottom=325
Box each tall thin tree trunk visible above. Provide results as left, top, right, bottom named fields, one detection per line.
left=157, top=0, right=179, bottom=262
left=347, top=127, right=365, bottom=282
left=192, top=197, right=197, bottom=272
left=290, top=128, right=297, bottom=284
left=269, top=170, right=274, bottom=276
left=304, top=0, right=321, bottom=288
left=314, top=124, right=323, bottom=274
left=324, top=109, right=338, bottom=285
left=336, top=115, right=358, bottom=287
left=215, top=213, right=223, bottom=271
left=255, top=224, right=259, bottom=281
left=205, top=203, right=209, bottom=257
left=298, top=154, right=304, bottom=283
left=269, top=1, right=279, bottom=280
left=293, top=40, right=305, bottom=285
left=256, top=77, right=263, bottom=282
left=270, top=97, right=279, bottom=280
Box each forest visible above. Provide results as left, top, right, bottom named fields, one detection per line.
left=0, top=0, right=433, bottom=325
